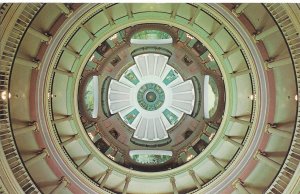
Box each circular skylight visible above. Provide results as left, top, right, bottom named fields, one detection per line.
left=137, top=83, right=165, bottom=111
left=108, top=53, right=196, bottom=141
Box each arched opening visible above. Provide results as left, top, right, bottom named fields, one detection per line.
left=129, top=150, right=173, bottom=165
left=130, top=30, right=173, bottom=44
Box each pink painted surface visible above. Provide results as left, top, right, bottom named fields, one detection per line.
left=256, top=41, right=270, bottom=61
left=29, top=69, right=38, bottom=121
left=49, top=15, right=67, bottom=36
left=223, top=3, right=236, bottom=11
left=238, top=14, right=256, bottom=35
left=36, top=43, right=48, bottom=61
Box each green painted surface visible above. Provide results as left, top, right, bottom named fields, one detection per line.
left=117, top=31, right=125, bottom=43
left=106, top=39, right=115, bottom=48
left=200, top=134, right=210, bottom=144
left=124, top=70, right=140, bottom=85
left=163, top=69, right=179, bottom=85
left=137, top=83, right=165, bottom=111
left=124, top=109, right=140, bottom=124
left=163, top=109, right=178, bottom=125
left=187, top=38, right=197, bottom=48
left=178, top=30, right=187, bottom=42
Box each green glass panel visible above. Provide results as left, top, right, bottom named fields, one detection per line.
left=84, top=78, right=94, bottom=115
left=132, top=30, right=171, bottom=40
left=208, top=76, right=219, bottom=117
left=124, top=70, right=140, bottom=85
left=131, top=154, right=172, bottom=165
left=163, top=109, right=178, bottom=125
left=163, top=69, right=179, bottom=85
left=124, top=109, right=140, bottom=124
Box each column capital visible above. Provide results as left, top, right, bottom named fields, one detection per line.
left=252, top=33, right=259, bottom=44
left=233, top=178, right=250, bottom=194
left=56, top=4, right=73, bottom=17
left=125, top=175, right=131, bottom=182
left=61, top=176, right=69, bottom=182
left=32, top=121, right=39, bottom=132
left=265, top=124, right=271, bottom=132
left=106, top=168, right=113, bottom=174
left=170, top=177, right=176, bottom=183
left=65, top=10, right=73, bottom=18
left=188, top=169, right=195, bottom=175
left=45, top=35, right=53, bottom=45
left=223, top=135, right=230, bottom=141
left=51, top=176, right=69, bottom=194
left=31, top=59, right=41, bottom=70
left=266, top=57, right=276, bottom=63
left=87, top=154, right=94, bottom=160
left=40, top=148, right=49, bottom=157
left=231, top=9, right=240, bottom=17
left=59, top=176, right=70, bottom=187
left=232, top=178, right=244, bottom=188
left=254, top=150, right=265, bottom=160
left=233, top=4, right=249, bottom=16
left=207, top=154, right=214, bottom=160
left=268, top=123, right=277, bottom=128
left=74, top=134, right=80, bottom=140
left=263, top=61, right=270, bottom=71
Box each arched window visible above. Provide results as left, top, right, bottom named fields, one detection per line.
left=84, top=76, right=98, bottom=118
left=129, top=150, right=172, bottom=165
left=204, top=75, right=218, bottom=119
left=131, top=30, right=173, bottom=44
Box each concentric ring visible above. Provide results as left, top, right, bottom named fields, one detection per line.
left=138, top=83, right=165, bottom=111
left=2, top=3, right=298, bottom=194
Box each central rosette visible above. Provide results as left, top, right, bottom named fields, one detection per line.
left=137, top=83, right=165, bottom=111
left=146, top=92, right=156, bottom=102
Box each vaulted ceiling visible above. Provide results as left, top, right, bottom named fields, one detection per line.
left=0, top=3, right=300, bottom=194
